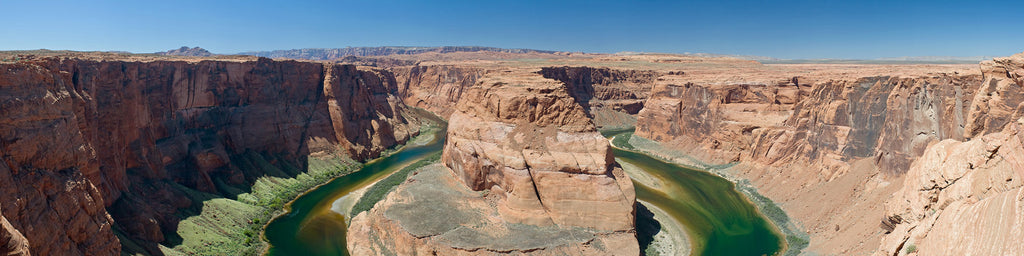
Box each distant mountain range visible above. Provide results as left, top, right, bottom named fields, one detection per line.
left=150, top=46, right=995, bottom=64
left=156, top=46, right=213, bottom=57
left=685, top=53, right=991, bottom=64
left=236, top=46, right=558, bottom=60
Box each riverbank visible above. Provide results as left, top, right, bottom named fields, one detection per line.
left=149, top=110, right=442, bottom=256
left=261, top=111, right=447, bottom=256
left=152, top=156, right=362, bottom=255
left=611, top=130, right=809, bottom=256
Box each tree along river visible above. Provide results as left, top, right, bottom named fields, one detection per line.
left=263, top=127, right=783, bottom=256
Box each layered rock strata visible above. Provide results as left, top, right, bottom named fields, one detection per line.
left=349, top=71, right=638, bottom=255
left=0, top=206, right=30, bottom=256
left=878, top=117, right=1024, bottom=256
left=393, top=65, right=658, bottom=128
left=393, top=65, right=484, bottom=118
left=632, top=53, right=1024, bottom=254
left=538, top=66, right=659, bottom=129
left=875, top=54, right=1024, bottom=256
left=0, top=57, right=419, bottom=255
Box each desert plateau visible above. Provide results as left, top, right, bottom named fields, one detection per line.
left=3, top=1, right=1023, bottom=255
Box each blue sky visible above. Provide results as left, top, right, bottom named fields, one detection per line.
left=1, top=0, right=1021, bottom=59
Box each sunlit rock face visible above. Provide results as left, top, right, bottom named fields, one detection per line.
left=349, top=70, right=638, bottom=255
left=0, top=57, right=420, bottom=255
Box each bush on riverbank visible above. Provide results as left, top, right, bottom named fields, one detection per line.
left=350, top=152, right=442, bottom=218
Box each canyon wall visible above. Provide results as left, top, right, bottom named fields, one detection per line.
left=877, top=54, right=1024, bottom=256
left=393, top=65, right=484, bottom=117
left=636, top=74, right=984, bottom=175
left=393, top=65, right=658, bottom=129
left=538, top=66, right=659, bottom=129
left=0, top=57, right=420, bottom=255
left=348, top=71, right=638, bottom=255
left=632, top=53, right=1024, bottom=254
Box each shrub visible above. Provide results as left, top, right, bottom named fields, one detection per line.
left=905, top=243, right=917, bottom=254
left=350, top=152, right=441, bottom=217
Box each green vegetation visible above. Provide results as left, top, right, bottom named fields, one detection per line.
left=906, top=243, right=918, bottom=254
left=349, top=152, right=441, bottom=218
left=736, top=179, right=810, bottom=256
left=158, top=154, right=361, bottom=256
left=611, top=132, right=637, bottom=150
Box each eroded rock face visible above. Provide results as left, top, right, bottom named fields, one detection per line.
left=631, top=54, right=1024, bottom=254
left=537, top=66, right=658, bottom=115
left=965, top=53, right=1024, bottom=138
left=0, top=57, right=419, bottom=255
left=637, top=74, right=983, bottom=175
left=349, top=71, right=638, bottom=255
left=393, top=66, right=657, bottom=129
left=442, top=74, right=635, bottom=231
left=636, top=78, right=813, bottom=167
left=877, top=117, right=1024, bottom=256
left=393, top=65, right=484, bottom=118
left=348, top=164, right=639, bottom=256
left=1, top=206, right=31, bottom=256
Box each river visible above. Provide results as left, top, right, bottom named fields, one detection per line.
left=263, top=127, right=783, bottom=256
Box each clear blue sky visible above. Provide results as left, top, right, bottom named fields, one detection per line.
left=1, top=0, right=1022, bottom=59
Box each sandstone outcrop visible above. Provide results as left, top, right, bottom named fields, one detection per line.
left=0, top=57, right=420, bottom=255
left=877, top=117, right=1024, bottom=256
left=636, top=77, right=813, bottom=166
left=637, top=74, right=983, bottom=175
left=874, top=54, right=1024, bottom=256
left=538, top=66, right=658, bottom=129
left=349, top=71, right=638, bottom=255
left=0, top=206, right=30, bottom=256
left=392, top=65, right=658, bottom=129
left=964, top=53, right=1024, bottom=138
left=393, top=65, right=484, bottom=117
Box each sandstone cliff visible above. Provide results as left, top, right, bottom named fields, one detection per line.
left=392, top=65, right=658, bottom=129
left=631, top=54, right=1023, bottom=254
left=878, top=117, right=1024, bottom=256
left=349, top=71, right=638, bottom=255
left=0, top=57, right=420, bottom=255
left=637, top=74, right=984, bottom=175
left=0, top=206, right=30, bottom=256
left=875, top=53, right=1024, bottom=256
left=538, top=66, right=658, bottom=129
left=393, top=65, right=484, bottom=118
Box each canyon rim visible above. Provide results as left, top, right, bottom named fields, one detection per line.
left=3, top=1, right=1024, bottom=255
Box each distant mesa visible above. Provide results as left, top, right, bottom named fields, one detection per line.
left=156, top=46, right=214, bottom=57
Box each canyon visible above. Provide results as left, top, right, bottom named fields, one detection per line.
left=348, top=70, right=639, bottom=255
left=0, top=55, right=421, bottom=255
left=1, top=48, right=1022, bottom=256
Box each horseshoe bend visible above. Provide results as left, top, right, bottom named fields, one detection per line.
left=3, top=2, right=1024, bottom=256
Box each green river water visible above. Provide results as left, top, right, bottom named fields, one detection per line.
left=264, top=127, right=783, bottom=255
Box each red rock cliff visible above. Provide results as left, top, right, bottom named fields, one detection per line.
left=0, top=57, right=419, bottom=255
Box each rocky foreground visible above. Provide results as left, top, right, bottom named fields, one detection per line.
left=348, top=71, right=638, bottom=255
